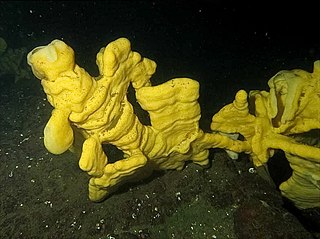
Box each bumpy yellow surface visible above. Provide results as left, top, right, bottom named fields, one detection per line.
left=27, top=38, right=247, bottom=202
left=211, top=61, right=320, bottom=209
left=27, top=38, right=320, bottom=208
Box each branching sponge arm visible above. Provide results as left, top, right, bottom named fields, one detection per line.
left=44, top=109, right=74, bottom=154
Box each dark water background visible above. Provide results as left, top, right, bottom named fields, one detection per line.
left=3, top=0, right=318, bottom=126
left=0, top=1, right=319, bottom=238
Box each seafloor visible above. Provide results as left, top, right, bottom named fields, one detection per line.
left=0, top=74, right=318, bottom=239
left=1, top=53, right=319, bottom=239
left=0, top=1, right=319, bottom=239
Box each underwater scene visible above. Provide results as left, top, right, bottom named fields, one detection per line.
left=0, top=1, right=319, bottom=238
